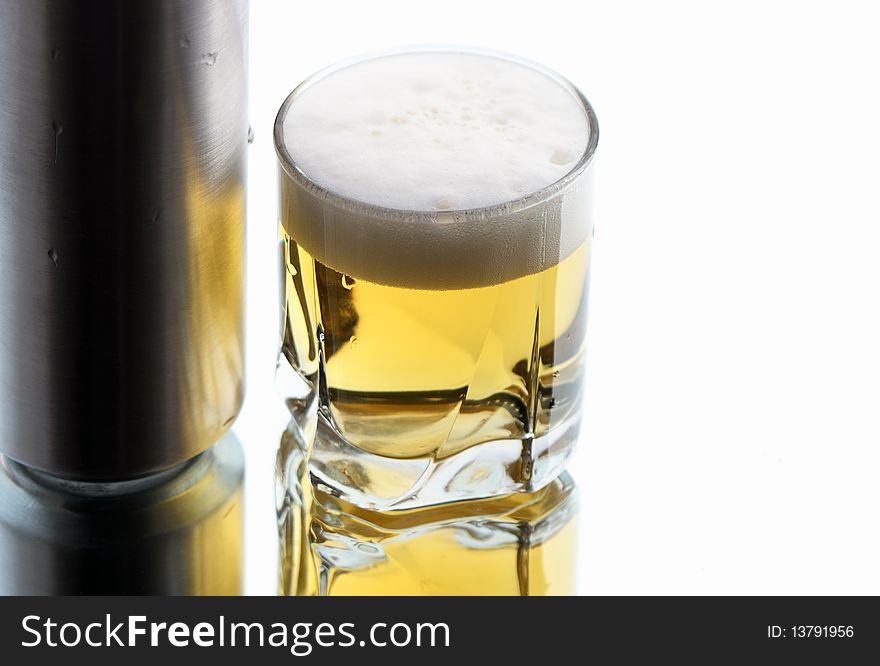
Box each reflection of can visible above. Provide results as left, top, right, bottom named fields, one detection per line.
left=0, top=433, right=244, bottom=595
left=0, top=0, right=248, bottom=480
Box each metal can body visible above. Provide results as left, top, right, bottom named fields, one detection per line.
left=0, top=0, right=248, bottom=479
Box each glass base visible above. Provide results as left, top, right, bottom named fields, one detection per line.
left=309, top=410, right=579, bottom=511
left=276, top=410, right=578, bottom=596
left=276, top=395, right=580, bottom=595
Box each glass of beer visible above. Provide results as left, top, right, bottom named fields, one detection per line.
left=275, top=48, right=598, bottom=509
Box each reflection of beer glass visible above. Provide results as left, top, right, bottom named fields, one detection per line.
left=290, top=469, right=577, bottom=596
left=275, top=49, right=598, bottom=509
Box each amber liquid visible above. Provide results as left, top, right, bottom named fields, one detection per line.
left=281, top=229, right=590, bottom=464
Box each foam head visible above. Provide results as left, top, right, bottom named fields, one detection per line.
left=276, top=50, right=597, bottom=288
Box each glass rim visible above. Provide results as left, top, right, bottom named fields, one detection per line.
left=273, top=45, right=599, bottom=223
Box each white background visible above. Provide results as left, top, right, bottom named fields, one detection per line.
left=238, top=0, right=880, bottom=594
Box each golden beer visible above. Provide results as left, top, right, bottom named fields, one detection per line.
left=275, top=50, right=598, bottom=508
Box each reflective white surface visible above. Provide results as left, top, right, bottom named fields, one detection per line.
left=240, top=0, right=880, bottom=595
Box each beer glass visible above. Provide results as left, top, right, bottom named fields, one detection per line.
left=275, top=49, right=598, bottom=509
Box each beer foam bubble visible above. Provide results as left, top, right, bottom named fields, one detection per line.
left=281, top=51, right=590, bottom=212
left=277, top=51, right=596, bottom=289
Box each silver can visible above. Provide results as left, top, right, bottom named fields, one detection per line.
left=0, top=0, right=249, bottom=479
